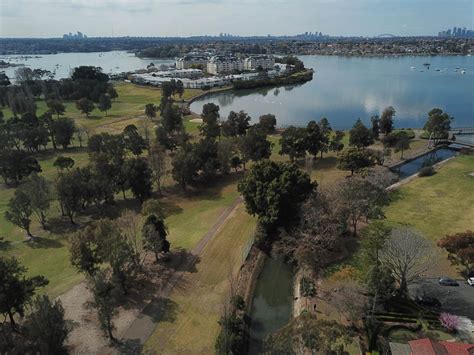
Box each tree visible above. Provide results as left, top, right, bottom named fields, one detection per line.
left=89, top=271, right=117, bottom=340
left=279, top=126, right=308, bottom=162
left=238, top=160, right=314, bottom=230
left=238, top=126, right=272, bottom=168
left=258, top=114, right=277, bottom=134
left=75, top=98, right=94, bottom=117
left=349, top=119, right=374, bottom=148
left=106, top=85, right=118, bottom=101
left=0, top=256, right=48, bottom=327
left=230, top=156, right=242, bottom=172
left=5, top=188, right=34, bottom=238
left=171, top=147, right=199, bottom=191
left=221, top=110, right=250, bottom=137
left=98, top=94, right=112, bottom=116
left=424, top=108, right=453, bottom=144
left=56, top=168, right=89, bottom=224
left=53, top=156, right=75, bottom=173
left=379, top=106, right=396, bottom=135
left=23, top=295, right=71, bottom=354
left=123, top=158, right=153, bottom=202
left=334, top=175, right=389, bottom=236
left=23, top=173, right=52, bottom=229
left=318, top=117, right=332, bottom=158
left=161, top=102, right=183, bottom=134
left=200, top=103, right=221, bottom=141
left=148, top=142, right=167, bottom=194
left=46, top=98, right=66, bottom=119
left=337, top=147, right=377, bottom=176
left=380, top=227, right=434, bottom=297
left=383, top=131, right=411, bottom=159
left=53, top=117, right=76, bottom=150
left=329, top=130, right=344, bottom=155
left=371, top=115, right=380, bottom=139
left=0, top=150, right=41, bottom=185
left=142, top=214, right=170, bottom=262
left=123, top=124, right=147, bottom=156
left=69, top=225, right=103, bottom=276
left=305, top=120, right=323, bottom=159
left=144, top=103, right=157, bottom=120
left=438, top=231, right=474, bottom=276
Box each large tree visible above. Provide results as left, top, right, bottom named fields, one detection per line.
left=379, top=106, right=396, bottom=135
left=75, top=98, right=95, bottom=117
left=144, top=103, right=157, bottom=120
left=123, top=124, right=147, bottom=156
left=142, top=214, right=171, bottom=262
left=53, top=117, right=76, bottom=150
left=221, top=110, right=251, bottom=137
left=23, top=173, right=52, bottom=229
left=337, top=147, right=377, bottom=176
left=238, top=160, right=315, bottom=230
left=238, top=126, right=272, bottom=169
left=0, top=150, right=41, bottom=185
left=89, top=271, right=117, bottom=340
left=424, top=108, right=453, bottom=143
left=258, top=114, right=277, bottom=134
left=438, top=231, right=474, bottom=276
left=171, top=146, right=199, bottom=191
left=98, top=94, right=112, bottom=116
left=123, top=157, right=153, bottom=202
left=5, top=187, right=34, bottom=238
left=349, top=119, right=374, bottom=148
left=0, top=256, right=48, bottom=327
left=46, top=98, right=66, bottom=119
left=200, top=103, right=221, bottom=141
left=148, top=142, right=167, bottom=195
left=279, top=126, right=308, bottom=162
left=380, top=227, right=434, bottom=297
left=24, top=295, right=71, bottom=354
left=382, top=131, right=411, bottom=159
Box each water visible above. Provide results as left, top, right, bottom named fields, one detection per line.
left=392, top=148, right=458, bottom=179
left=191, top=55, right=474, bottom=129
left=248, top=257, right=294, bottom=354
left=454, top=133, right=474, bottom=145
left=0, top=51, right=173, bottom=80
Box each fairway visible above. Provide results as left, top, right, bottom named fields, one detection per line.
left=144, top=204, right=256, bottom=354
left=385, top=155, right=474, bottom=242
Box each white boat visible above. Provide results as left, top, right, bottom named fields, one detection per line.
left=461, top=69, right=466, bottom=74
left=410, top=66, right=416, bottom=70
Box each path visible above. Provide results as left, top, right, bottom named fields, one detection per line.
left=115, top=196, right=243, bottom=349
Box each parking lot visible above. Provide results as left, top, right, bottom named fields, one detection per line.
left=410, top=278, right=474, bottom=319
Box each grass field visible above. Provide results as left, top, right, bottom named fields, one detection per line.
left=144, top=203, right=256, bottom=354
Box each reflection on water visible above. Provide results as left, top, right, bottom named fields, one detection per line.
left=393, top=148, right=458, bottom=178
left=0, top=51, right=173, bottom=80
left=191, top=55, right=474, bottom=129
left=248, top=257, right=293, bottom=354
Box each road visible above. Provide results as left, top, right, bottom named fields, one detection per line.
left=410, top=278, right=474, bottom=319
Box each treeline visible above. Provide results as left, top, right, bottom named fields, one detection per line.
left=233, top=69, right=313, bottom=90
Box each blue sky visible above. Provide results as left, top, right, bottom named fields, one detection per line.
left=0, top=0, right=473, bottom=37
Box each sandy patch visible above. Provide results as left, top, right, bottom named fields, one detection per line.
left=189, top=118, right=203, bottom=123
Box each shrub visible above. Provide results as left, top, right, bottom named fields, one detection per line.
left=418, top=166, right=435, bottom=177
left=439, top=312, right=459, bottom=332
left=300, top=276, right=316, bottom=297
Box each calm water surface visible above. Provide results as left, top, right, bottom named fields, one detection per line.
left=0, top=51, right=172, bottom=80
left=248, top=257, right=293, bottom=354
left=392, top=148, right=458, bottom=178
left=191, top=55, right=474, bottom=129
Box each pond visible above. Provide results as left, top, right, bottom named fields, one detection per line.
left=391, top=148, right=458, bottom=179
left=248, top=257, right=294, bottom=354
left=191, top=55, right=474, bottom=129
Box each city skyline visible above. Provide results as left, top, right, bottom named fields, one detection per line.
left=0, top=0, right=473, bottom=38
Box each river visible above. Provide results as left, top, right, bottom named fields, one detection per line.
left=191, top=55, right=474, bottom=129
left=0, top=51, right=173, bottom=80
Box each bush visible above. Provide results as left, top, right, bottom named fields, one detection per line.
left=394, top=129, right=415, bottom=139
left=300, top=276, right=316, bottom=297
left=418, top=166, right=435, bottom=177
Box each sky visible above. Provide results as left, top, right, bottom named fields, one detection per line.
left=0, top=0, right=473, bottom=38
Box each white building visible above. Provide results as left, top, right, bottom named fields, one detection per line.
left=243, top=55, right=275, bottom=70
left=207, top=56, right=244, bottom=75
left=175, top=55, right=209, bottom=70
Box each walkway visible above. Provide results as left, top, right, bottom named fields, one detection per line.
left=115, top=196, right=243, bottom=350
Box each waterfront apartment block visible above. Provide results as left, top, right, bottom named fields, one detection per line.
left=175, top=55, right=209, bottom=69
left=243, top=55, right=275, bottom=70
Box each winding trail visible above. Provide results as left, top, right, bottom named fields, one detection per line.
left=116, top=196, right=243, bottom=349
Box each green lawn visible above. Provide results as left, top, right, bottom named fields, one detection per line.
left=145, top=203, right=256, bottom=354
left=385, top=155, right=474, bottom=242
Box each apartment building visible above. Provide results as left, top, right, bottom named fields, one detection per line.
left=175, top=55, right=209, bottom=69
left=207, top=56, right=244, bottom=75
left=243, top=55, right=275, bottom=70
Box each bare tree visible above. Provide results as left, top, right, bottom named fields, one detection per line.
left=380, top=227, right=434, bottom=298
left=114, top=210, right=145, bottom=269
left=330, top=281, right=369, bottom=326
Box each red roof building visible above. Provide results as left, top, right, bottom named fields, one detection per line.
left=407, top=338, right=474, bottom=355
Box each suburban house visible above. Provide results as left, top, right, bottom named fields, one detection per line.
left=389, top=338, right=474, bottom=355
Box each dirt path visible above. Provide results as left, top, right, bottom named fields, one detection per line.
left=114, top=195, right=243, bottom=352
left=59, top=196, right=243, bottom=354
